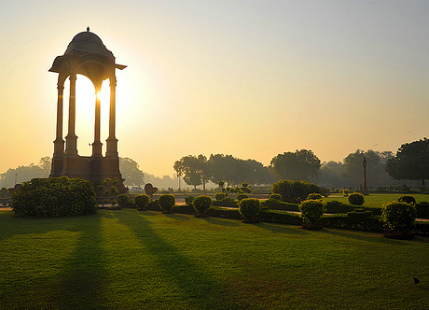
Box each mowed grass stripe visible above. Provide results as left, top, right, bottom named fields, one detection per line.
left=1, top=209, right=428, bottom=309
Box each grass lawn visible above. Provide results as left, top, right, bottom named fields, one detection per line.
left=326, top=193, right=429, bottom=209
left=1, top=209, right=428, bottom=310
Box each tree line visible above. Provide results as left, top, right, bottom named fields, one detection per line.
left=2, top=138, right=429, bottom=190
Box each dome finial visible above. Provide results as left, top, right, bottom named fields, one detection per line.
left=87, top=26, right=90, bottom=32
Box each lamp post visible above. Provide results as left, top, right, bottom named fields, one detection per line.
left=362, top=157, right=368, bottom=195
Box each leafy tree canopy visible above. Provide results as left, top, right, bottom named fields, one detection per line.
left=270, top=149, right=321, bottom=181
left=386, top=138, right=429, bottom=186
left=119, top=157, right=144, bottom=187
left=0, top=157, right=50, bottom=188
left=173, top=155, right=211, bottom=189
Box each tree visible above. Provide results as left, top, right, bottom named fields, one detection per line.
left=314, top=161, right=346, bottom=188
left=173, top=155, right=211, bottom=190
left=270, top=149, right=321, bottom=181
left=344, top=149, right=399, bottom=188
left=0, top=158, right=50, bottom=188
left=386, top=138, right=429, bottom=187
left=119, top=157, right=144, bottom=187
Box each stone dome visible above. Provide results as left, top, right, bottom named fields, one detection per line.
left=64, top=28, right=114, bottom=58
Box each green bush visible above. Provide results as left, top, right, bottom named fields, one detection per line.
left=268, top=194, right=282, bottom=201
left=185, top=196, right=195, bottom=205
left=347, top=193, right=365, bottom=206
left=207, top=206, right=242, bottom=220
left=272, top=180, right=321, bottom=203
left=239, top=198, right=261, bottom=223
left=117, top=194, right=130, bottom=208
left=325, top=201, right=355, bottom=214
left=307, top=193, right=322, bottom=200
left=147, top=200, right=161, bottom=211
left=381, top=201, right=417, bottom=231
left=135, top=194, right=150, bottom=211
left=159, top=194, right=175, bottom=213
left=172, top=204, right=195, bottom=214
left=347, top=210, right=373, bottom=224
left=237, top=194, right=249, bottom=201
left=12, top=177, right=97, bottom=217
left=299, top=199, right=325, bottom=225
left=260, top=209, right=301, bottom=225
left=214, top=193, right=227, bottom=201
left=192, top=195, right=212, bottom=215
left=212, top=197, right=238, bottom=208
left=262, top=199, right=300, bottom=212
left=398, top=195, right=416, bottom=205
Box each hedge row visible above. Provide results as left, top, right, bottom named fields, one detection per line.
left=136, top=200, right=429, bottom=236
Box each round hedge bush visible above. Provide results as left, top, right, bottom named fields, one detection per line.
left=214, top=193, right=227, bottom=201
left=347, top=192, right=365, bottom=206
left=135, top=194, right=150, bottom=211
left=269, top=194, right=282, bottom=201
left=398, top=195, right=416, bottom=205
left=381, top=201, right=416, bottom=232
left=12, top=177, right=97, bottom=217
left=117, top=194, right=130, bottom=208
left=299, top=199, right=325, bottom=226
left=307, top=193, right=322, bottom=200
left=192, top=195, right=212, bottom=216
left=239, top=198, right=261, bottom=223
left=159, top=194, right=175, bottom=213
left=237, top=194, right=249, bottom=201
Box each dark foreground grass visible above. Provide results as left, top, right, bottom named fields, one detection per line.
left=1, top=209, right=428, bottom=310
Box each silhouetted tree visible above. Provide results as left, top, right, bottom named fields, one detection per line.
left=386, top=138, right=429, bottom=187
left=174, top=155, right=211, bottom=190
left=0, top=157, right=50, bottom=188
left=344, top=149, right=397, bottom=188
left=119, top=157, right=144, bottom=187
left=270, top=149, right=321, bottom=181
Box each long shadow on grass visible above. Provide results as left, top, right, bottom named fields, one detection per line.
left=203, top=217, right=241, bottom=227
left=253, top=222, right=308, bottom=235
left=321, top=228, right=408, bottom=245
left=118, top=211, right=240, bottom=309
left=50, top=213, right=108, bottom=309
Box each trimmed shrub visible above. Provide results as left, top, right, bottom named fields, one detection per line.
left=260, top=209, right=301, bottom=225
left=12, top=177, right=97, bottom=217
left=268, top=194, right=282, bottom=201
left=135, top=194, right=150, bottom=211
left=207, top=206, right=242, bottom=220
left=172, top=204, right=195, bottom=215
left=214, top=193, right=227, bottom=201
left=262, top=199, right=300, bottom=212
left=117, top=194, right=130, bottom=208
left=212, top=197, right=238, bottom=208
left=147, top=200, right=161, bottom=211
left=325, top=201, right=355, bottom=214
left=159, top=194, right=175, bottom=213
left=193, top=195, right=212, bottom=216
left=398, top=195, right=416, bottom=205
left=272, top=180, right=321, bottom=203
left=381, top=201, right=417, bottom=232
left=307, top=193, right=322, bottom=200
left=237, top=194, right=249, bottom=201
left=347, top=210, right=372, bottom=224
left=185, top=196, right=195, bottom=205
left=299, top=199, right=325, bottom=226
left=348, top=193, right=365, bottom=206
left=239, top=198, right=261, bottom=223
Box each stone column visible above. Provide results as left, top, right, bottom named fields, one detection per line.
left=65, top=73, right=78, bottom=155
left=106, top=77, right=118, bottom=157
left=53, top=81, right=65, bottom=155
left=92, top=84, right=103, bottom=156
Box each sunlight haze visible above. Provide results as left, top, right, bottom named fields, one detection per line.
left=1, top=0, right=428, bottom=177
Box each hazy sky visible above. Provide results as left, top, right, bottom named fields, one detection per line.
left=1, top=0, right=428, bottom=177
